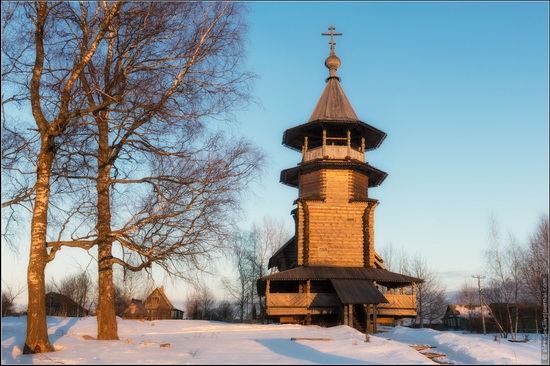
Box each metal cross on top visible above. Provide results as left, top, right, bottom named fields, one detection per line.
left=322, top=25, right=342, bottom=47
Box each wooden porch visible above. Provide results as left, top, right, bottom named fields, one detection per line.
left=377, top=294, right=417, bottom=317
left=265, top=292, right=416, bottom=318
left=266, top=293, right=339, bottom=316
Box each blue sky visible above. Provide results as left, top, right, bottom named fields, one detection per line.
left=236, top=1, right=549, bottom=293
left=2, top=1, right=548, bottom=306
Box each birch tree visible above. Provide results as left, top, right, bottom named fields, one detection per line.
left=522, top=214, right=549, bottom=303
left=2, top=1, right=262, bottom=349
left=484, top=216, right=524, bottom=339
left=2, top=2, right=123, bottom=353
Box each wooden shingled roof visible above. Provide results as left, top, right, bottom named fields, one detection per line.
left=280, top=160, right=388, bottom=188
left=282, top=120, right=386, bottom=153
left=259, top=266, right=421, bottom=285
left=257, top=267, right=421, bottom=297
left=283, top=74, right=386, bottom=153
left=308, top=77, right=359, bottom=122
left=331, top=279, right=389, bottom=304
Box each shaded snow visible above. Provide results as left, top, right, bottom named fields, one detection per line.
left=1, top=317, right=543, bottom=364
left=384, top=326, right=542, bottom=365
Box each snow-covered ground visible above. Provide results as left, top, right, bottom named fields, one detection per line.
left=1, top=316, right=544, bottom=364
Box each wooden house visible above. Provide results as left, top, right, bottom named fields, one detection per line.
left=45, top=292, right=89, bottom=317
left=488, top=303, right=542, bottom=334
left=443, top=304, right=486, bottom=331
left=122, top=299, right=149, bottom=320
left=143, top=286, right=184, bottom=320
left=257, top=26, right=421, bottom=333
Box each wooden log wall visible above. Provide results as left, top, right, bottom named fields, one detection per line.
left=350, top=170, right=369, bottom=200
left=297, top=169, right=374, bottom=267
left=294, top=169, right=379, bottom=267
left=363, top=201, right=378, bottom=268
left=299, top=170, right=323, bottom=198
left=307, top=201, right=366, bottom=266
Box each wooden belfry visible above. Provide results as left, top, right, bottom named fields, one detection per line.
left=257, top=26, right=420, bottom=332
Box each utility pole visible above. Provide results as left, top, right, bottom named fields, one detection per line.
left=472, top=275, right=487, bottom=335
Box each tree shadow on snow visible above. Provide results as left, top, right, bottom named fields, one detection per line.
left=1, top=316, right=80, bottom=365
left=256, top=338, right=376, bottom=365
left=48, top=317, right=80, bottom=343
left=1, top=316, right=29, bottom=364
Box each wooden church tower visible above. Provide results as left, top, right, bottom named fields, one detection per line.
left=258, top=26, right=421, bottom=332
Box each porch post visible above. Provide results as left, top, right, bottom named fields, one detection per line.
left=373, top=305, right=378, bottom=333
left=306, top=280, right=311, bottom=325
left=365, top=304, right=371, bottom=334
left=343, top=304, right=348, bottom=326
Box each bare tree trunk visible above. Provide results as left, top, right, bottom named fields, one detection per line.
left=96, top=116, right=118, bottom=340
left=486, top=217, right=513, bottom=339
left=418, top=288, right=423, bottom=329
left=486, top=303, right=507, bottom=338
left=4, top=2, right=260, bottom=344
left=23, top=3, right=54, bottom=353
left=505, top=304, right=514, bottom=339
left=24, top=144, right=55, bottom=354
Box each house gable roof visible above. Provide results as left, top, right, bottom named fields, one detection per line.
left=146, top=286, right=174, bottom=309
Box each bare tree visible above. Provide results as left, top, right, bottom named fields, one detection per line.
left=484, top=216, right=525, bottom=339
left=185, top=294, right=200, bottom=320
left=505, top=233, right=524, bottom=337
left=522, top=214, right=549, bottom=303
left=108, top=268, right=155, bottom=317
left=249, top=217, right=292, bottom=322
left=189, top=280, right=216, bottom=320
left=116, top=269, right=155, bottom=302
left=223, top=230, right=255, bottom=322
left=213, top=300, right=235, bottom=322
left=49, top=272, right=93, bottom=318
left=1, top=281, right=26, bottom=317
left=455, top=281, right=478, bottom=332
left=423, top=284, right=447, bottom=328
left=3, top=1, right=262, bottom=347
left=378, top=242, right=409, bottom=274
left=408, top=254, right=447, bottom=328
left=50, top=1, right=261, bottom=340
left=455, top=281, right=478, bottom=306
left=2, top=2, right=124, bottom=353
left=113, top=283, right=131, bottom=319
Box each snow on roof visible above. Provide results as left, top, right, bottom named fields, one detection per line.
left=448, top=304, right=491, bottom=319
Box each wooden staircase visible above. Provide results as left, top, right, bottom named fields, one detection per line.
left=352, top=304, right=367, bottom=333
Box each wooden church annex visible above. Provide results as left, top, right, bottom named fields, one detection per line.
left=257, top=26, right=421, bottom=333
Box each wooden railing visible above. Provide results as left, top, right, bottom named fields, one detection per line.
left=265, top=292, right=416, bottom=317
left=266, top=293, right=414, bottom=309
left=303, top=146, right=364, bottom=162
left=266, top=293, right=339, bottom=308
left=378, top=294, right=416, bottom=309
left=377, top=294, right=417, bottom=317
